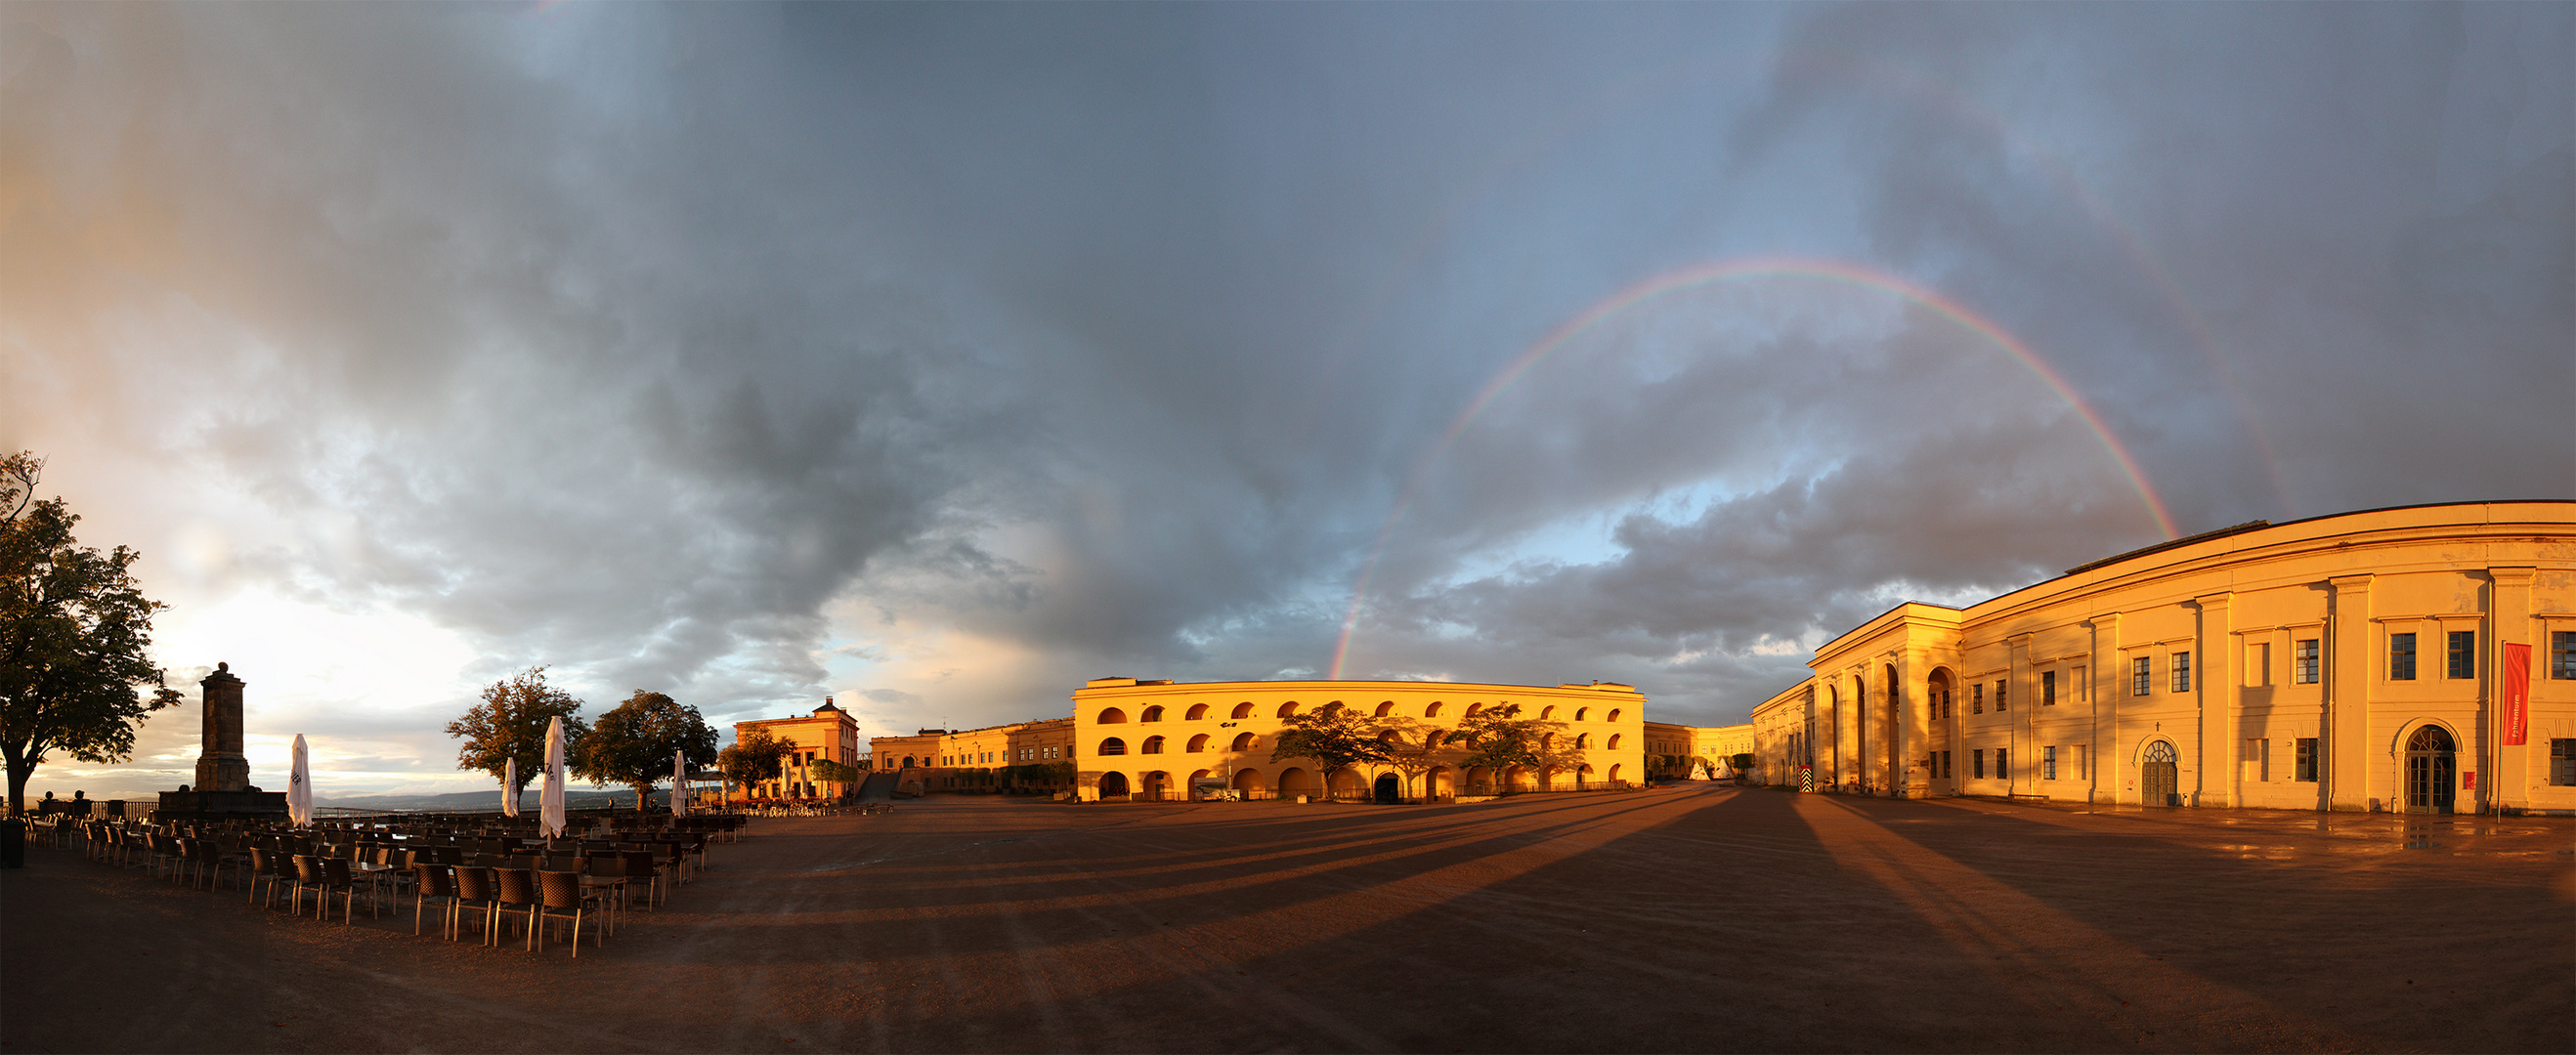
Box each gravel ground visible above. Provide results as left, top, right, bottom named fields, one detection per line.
left=4, top=785, right=2569, bottom=1054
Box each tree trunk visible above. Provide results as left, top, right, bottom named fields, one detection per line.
left=5, top=756, right=28, bottom=818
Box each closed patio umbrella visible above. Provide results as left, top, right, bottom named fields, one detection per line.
left=502, top=757, right=519, bottom=818
left=286, top=734, right=312, bottom=827
left=540, top=716, right=567, bottom=838
left=671, top=751, right=687, bottom=817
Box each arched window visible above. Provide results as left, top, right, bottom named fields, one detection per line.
left=1141, top=706, right=1164, bottom=723
left=1574, top=707, right=1589, bottom=722
left=1425, top=701, right=1443, bottom=717
left=1141, top=736, right=1165, bottom=754
left=1277, top=701, right=1302, bottom=719
left=1540, top=733, right=1556, bottom=750
left=1606, top=708, right=1622, bottom=723
left=1378, top=729, right=1403, bottom=745
left=1231, top=702, right=1255, bottom=719
left=1375, top=701, right=1395, bottom=717
left=1230, top=732, right=1257, bottom=751
left=1576, top=733, right=1591, bottom=749
left=1185, top=734, right=1210, bottom=752
left=1465, top=703, right=1484, bottom=718
left=1607, top=734, right=1622, bottom=749
left=1539, top=705, right=1557, bottom=720
left=1098, top=738, right=1128, bottom=756
left=1426, top=731, right=1445, bottom=749
left=1097, top=708, right=1128, bottom=724
left=1185, top=703, right=1211, bottom=720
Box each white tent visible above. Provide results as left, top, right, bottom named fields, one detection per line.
left=286, top=734, right=312, bottom=826
left=540, top=716, right=567, bottom=838
left=503, top=757, right=519, bottom=817
left=671, top=750, right=687, bottom=817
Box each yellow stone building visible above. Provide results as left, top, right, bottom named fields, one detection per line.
left=731, top=698, right=863, bottom=801
left=1067, top=678, right=1650, bottom=802
left=1747, top=500, right=2576, bottom=814
left=868, top=717, right=1076, bottom=795
left=1645, top=721, right=1756, bottom=779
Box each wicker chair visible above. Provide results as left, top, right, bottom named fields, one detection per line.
left=618, top=850, right=665, bottom=909
left=493, top=867, right=540, bottom=950
left=452, top=866, right=502, bottom=947
left=247, top=846, right=288, bottom=908
left=533, top=869, right=606, bottom=957
left=412, top=864, right=461, bottom=939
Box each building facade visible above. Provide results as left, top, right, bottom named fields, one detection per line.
left=1644, top=721, right=1756, bottom=779
left=1067, top=678, right=1649, bottom=802
left=1746, top=501, right=2576, bottom=814
left=733, top=698, right=864, bottom=801
left=869, top=718, right=1076, bottom=795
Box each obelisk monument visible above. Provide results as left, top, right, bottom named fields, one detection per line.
left=194, top=662, right=251, bottom=792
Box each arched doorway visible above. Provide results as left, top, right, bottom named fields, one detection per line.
left=1276, top=767, right=1314, bottom=800
left=1140, top=771, right=1169, bottom=801
left=1098, top=772, right=1131, bottom=799
left=1373, top=774, right=1400, bottom=804
left=1464, top=766, right=1492, bottom=795
left=1329, top=769, right=1367, bottom=801
left=1231, top=768, right=1267, bottom=798
left=2140, top=740, right=2179, bottom=806
left=1504, top=765, right=1533, bottom=792
left=2405, top=726, right=2457, bottom=814
left=1427, top=765, right=1452, bottom=798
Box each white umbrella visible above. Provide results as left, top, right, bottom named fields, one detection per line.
left=540, top=716, right=567, bottom=838
left=286, top=734, right=313, bottom=827
left=671, top=750, right=687, bottom=817
left=502, top=757, right=519, bottom=817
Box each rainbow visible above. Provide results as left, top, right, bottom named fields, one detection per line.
left=1328, top=256, right=2180, bottom=678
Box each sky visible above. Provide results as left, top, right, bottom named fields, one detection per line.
left=4, top=3, right=2569, bottom=800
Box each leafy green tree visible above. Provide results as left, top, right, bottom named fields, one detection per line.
left=716, top=726, right=794, bottom=800
left=1376, top=717, right=1448, bottom=801
left=812, top=756, right=867, bottom=796
left=0, top=453, right=183, bottom=815
left=575, top=690, right=718, bottom=811
left=1269, top=702, right=1388, bottom=801
left=446, top=666, right=589, bottom=797
left=1453, top=703, right=1537, bottom=773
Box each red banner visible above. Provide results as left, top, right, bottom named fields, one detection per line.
left=2501, top=642, right=2530, bottom=746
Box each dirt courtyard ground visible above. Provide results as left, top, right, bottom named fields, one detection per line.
left=5, top=785, right=2570, bottom=1053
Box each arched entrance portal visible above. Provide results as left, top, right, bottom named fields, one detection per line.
left=2405, top=726, right=2457, bottom=814
left=1231, top=768, right=1267, bottom=799
left=1097, top=772, right=1131, bottom=800
left=2140, top=740, right=2179, bottom=806
left=1140, top=771, right=1169, bottom=801
left=1276, top=767, right=1314, bottom=801
left=1373, top=774, right=1400, bottom=804
left=1427, top=765, right=1452, bottom=799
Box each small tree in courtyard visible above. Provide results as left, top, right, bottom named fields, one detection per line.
left=718, top=727, right=794, bottom=800
left=447, top=666, right=589, bottom=799
left=1376, top=718, right=1447, bottom=801
left=1269, top=703, right=1388, bottom=800
left=574, top=690, right=718, bottom=812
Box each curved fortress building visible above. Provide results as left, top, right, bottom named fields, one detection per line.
left=1748, top=501, right=2576, bottom=814
left=1068, top=678, right=1648, bottom=802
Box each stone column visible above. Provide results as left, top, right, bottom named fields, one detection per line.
left=2327, top=575, right=2376, bottom=812
left=2488, top=567, right=2536, bottom=813
left=194, top=662, right=251, bottom=793
left=2194, top=593, right=2237, bottom=808
left=2085, top=613, right=2122, bottom=804
left=2007, top=633, right=2033, bottom=796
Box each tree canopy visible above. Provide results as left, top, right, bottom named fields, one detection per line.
left=0, top=452, right=182, bottom=815
left=446, top=666, right=590, bottom=795
left=716, top=727, right=794, bottom=796
left=1268, top=703, right=1389, bottom=800
left=574, top=690, right=718, bottom=811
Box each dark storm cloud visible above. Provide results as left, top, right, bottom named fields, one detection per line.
left=5, top=3, right=2566, bottom=738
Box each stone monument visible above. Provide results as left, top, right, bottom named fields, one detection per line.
left=193, top=662, right=251, bottom=792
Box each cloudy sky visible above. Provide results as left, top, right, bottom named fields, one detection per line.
left=5, top=3, right=2568, bottom=798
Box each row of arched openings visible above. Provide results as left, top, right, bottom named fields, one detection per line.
left=1096, top=701, right=1625, bottom=724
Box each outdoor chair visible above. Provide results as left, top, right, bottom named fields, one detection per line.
left=318, top=856, right=368, bottom=923
left=177, top=837, right=219, bottom=890
left=493, top=867, right=540, bottom=950
left=149, top=832, right=185, bottom=881
left=581, top=853, right=629, bottom=930
left=452, top=866, right=502, bottom=947
left=533, top=869, right=606, bottom=957
left=619, top=850, right=665, bottom=908
left=412, top=864, right=461, bottom=939
left=248, top=846, right=289, bottom=908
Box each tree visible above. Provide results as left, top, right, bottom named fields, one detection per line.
left=575, top=690, right=718, bottom=811
left=1376, top=718, right=1448, bottom=801
left=0, top=452, right=183, bottom=816
left=1269, top=703, right=1388, bottom=801
left=812, top=757, right=866, bottom=797
left=716, top=727, right=794, bottom=801
left=446, top=666, right=589, bottom=798
left=1453, top=704, right=1568, bottom=792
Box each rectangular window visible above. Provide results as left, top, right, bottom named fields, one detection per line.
left=1972, top=749, right=1986, bottom=779
left=2042, top=745, right=2057, bottom=780
left=1941, top=750, right=1953, bottom=779
left=1971, top=684, right=1984, bottom=714
left=2389, top=632, right=2416, bottom=681
left=2447, top=630, right=2475, bottom=679
left=2296, top=640, right=2319, bottom=684
left=2133, top=656, right=2153, bottom=696
left=2042, top=671, right=2056, bottom=705
left=2171, top=653, right=2191, bottom=694
left=2296, top=738, right=2319, bottom=781
left=2555, top=632, right=2576, bottom=680
left=1995, top=748, right=2008, bottom=780
left=1995, top=681, right=2007, bottom=710
left=2554, top=739, right=2576, bottom=786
